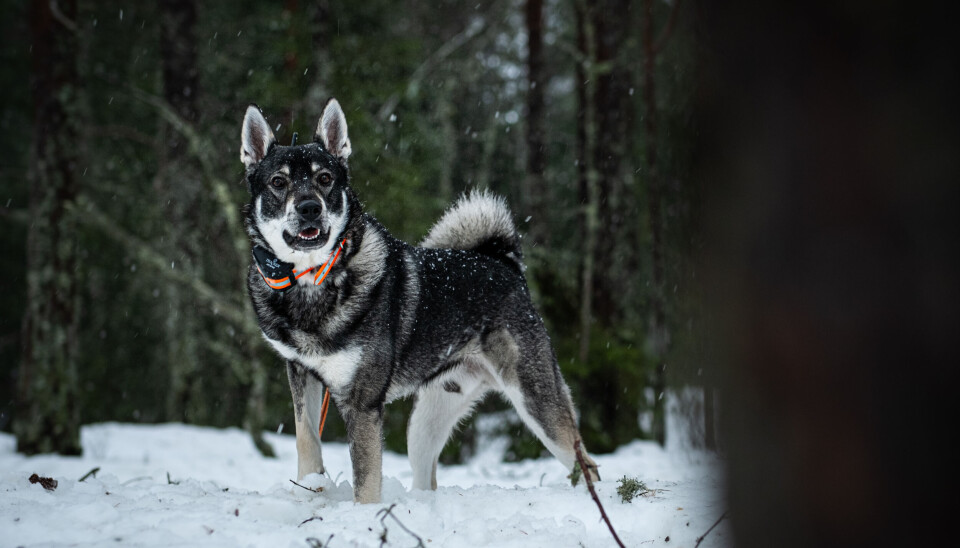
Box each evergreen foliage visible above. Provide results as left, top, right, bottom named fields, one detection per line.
left=0, top=0, right=704, bottom=458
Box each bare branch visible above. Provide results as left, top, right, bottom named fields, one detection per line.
left=125, top=85, right=249, bottom=264
left=49, top=0, right=79, bottom=34
left=694, top=511, right=728, bottom=548
left=376, top=503, right=425, bottom=548
left=376, top=17, right=489, bottom=121
left=574, top=439, right=625, bottom=548
left=290, top=479, right=324, bottom=493
left=71, top=196, right=251, bottom=328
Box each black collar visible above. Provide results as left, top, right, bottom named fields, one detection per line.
left=252, top=246, right=297, bottom=291
left=252, top=239, right=348, bottom=292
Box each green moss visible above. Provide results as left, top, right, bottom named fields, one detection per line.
left=616, top=476, right=649, bottom=503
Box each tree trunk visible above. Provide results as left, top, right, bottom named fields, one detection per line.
left=158, top=0, right=205, bottom=424
left=305, top=0, right=332, bottom=106
left=591, top=0, right=634, bottom=327
left=576, top=0, right=600, bottom=364
left=524, top=0, right=549, bottom=246
left=642, top=0, right=668, bottom=445
left=16, top=0, right=82, bottom=456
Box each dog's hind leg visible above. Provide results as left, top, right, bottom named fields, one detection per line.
left=408, top=366, right=488, bottom=490
left=484, top=328, right=601, bottom=482
left=286, top=360, right=326, bottom=480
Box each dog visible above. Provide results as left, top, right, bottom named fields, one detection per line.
left=240, top=98, right=600, bottom=503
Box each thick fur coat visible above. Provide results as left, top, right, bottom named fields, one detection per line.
left=240, top=99, right=598, bottom=503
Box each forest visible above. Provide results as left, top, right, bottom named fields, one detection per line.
left=4, top=1, right=957, bottom=546
left=0, top=0, right=705, bottom=460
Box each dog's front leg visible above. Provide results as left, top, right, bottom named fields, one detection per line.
left=345, top=405, right=383, bottom=503
left=286, top=360, right=326, bottom=480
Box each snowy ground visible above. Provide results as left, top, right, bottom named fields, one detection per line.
left=0, top=420, right=729, bottom=548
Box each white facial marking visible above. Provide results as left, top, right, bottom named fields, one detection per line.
left=287, top=190, right=350, bottom=279
left=255, top=194, right=298, bottom=262
left=255, top=188, right=350, bottom=278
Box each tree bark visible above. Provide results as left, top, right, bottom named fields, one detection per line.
left=576, top=0, right=600, bottom=364
left=158, top=0, right=205, bottom=424
left=305, top=0, right=332, bottom=106
left=643, top=0, right=668, bottom=446
left=591, top=0, right=634, bottom=326
left=16, top=0, right=82, bottom=456
left=524, top=0, right=549, bottom=246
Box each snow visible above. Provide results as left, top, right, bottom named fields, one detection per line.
left=0, top=419, right=728, bottom=547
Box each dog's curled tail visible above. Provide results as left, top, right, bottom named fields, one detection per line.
left=421, top=190, right=524, bottom=271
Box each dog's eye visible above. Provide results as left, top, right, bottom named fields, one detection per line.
left=270, top=176, right=285, bottom=188
left=318, top=173, right=333, bottom=185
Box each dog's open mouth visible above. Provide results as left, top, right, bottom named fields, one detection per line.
left=299, top=227, right=320, bottom=240
left=283, top=226, right=329, bottom=248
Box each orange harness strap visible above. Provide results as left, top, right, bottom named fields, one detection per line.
left=318, top=388, right=331, bottom=438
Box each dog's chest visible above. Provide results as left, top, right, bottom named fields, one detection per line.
left=264, top=333, right=362, bottom=393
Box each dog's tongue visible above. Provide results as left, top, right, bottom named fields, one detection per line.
left=299, top=227, right=320, bottom=240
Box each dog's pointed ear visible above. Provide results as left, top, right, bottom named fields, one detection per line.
left=241, top=104, right=276, bottom=169
left=315, top=98, right=352, bottom=161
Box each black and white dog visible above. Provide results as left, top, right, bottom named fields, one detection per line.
left=240, top=98, right=599, bottom=503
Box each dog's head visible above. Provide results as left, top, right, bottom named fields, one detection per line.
left=241, top=99, right=353, bottom=269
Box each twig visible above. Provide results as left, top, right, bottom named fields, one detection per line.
left=574, top=439, right=625, bottom=548
left=305, top=535, right=334, bottom=548
left=49, top=0, right=79, bottom=33
left=290, top=479, right=324, bottom=493
left=78, top=467, right=100, bottom=482
left=298, top=515, right=323, bottom=527
left=694, top=511, right=728, bottom=548
left=376, top=503, right=425, bottom=548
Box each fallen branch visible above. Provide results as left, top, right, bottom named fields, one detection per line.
left=376, top=503, right=425, bottom=548
left=694, top=511, right=728, bottom=548
left=290, top=479, right=324, bottom=494
left=574, top=439, right=625, bottom=548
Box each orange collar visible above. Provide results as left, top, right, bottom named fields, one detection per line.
left=254, top=238, right=347, bottom=292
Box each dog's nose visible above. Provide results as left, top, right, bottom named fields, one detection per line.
left=296, top=200, right=323, bottom=221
